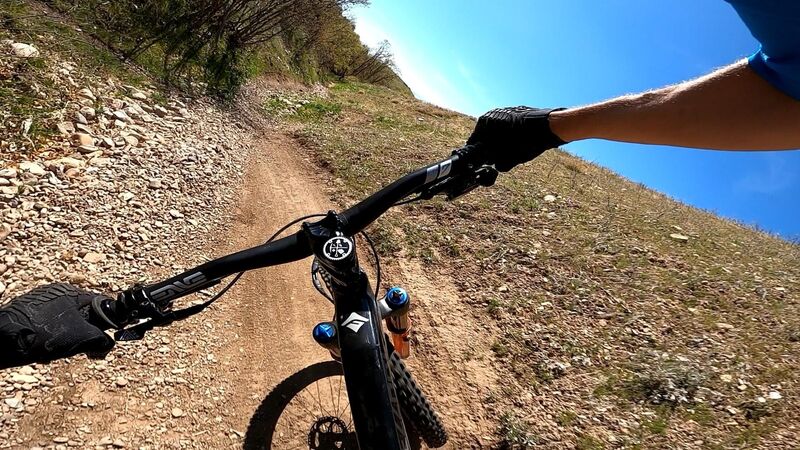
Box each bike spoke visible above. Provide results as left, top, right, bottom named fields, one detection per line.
left=328, top=376, right=338, bottom=417
left=314, top=380, right=327, bottom=417
left=335, top=375, right=343, bottom=418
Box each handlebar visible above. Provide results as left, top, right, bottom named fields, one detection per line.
left=342, top=148, right=463, bottom=233
left=95, top=145, right=494, bottom=333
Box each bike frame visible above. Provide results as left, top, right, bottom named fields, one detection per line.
left=303, top=213, right=410, bottom=448
left=97, top=145, right=494, bottom=449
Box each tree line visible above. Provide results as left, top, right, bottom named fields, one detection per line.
left=48, top=0, right=403, bottom=95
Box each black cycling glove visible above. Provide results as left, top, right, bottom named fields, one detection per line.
left=467, top=106, right=567, bottom=172
left=0, top=283, right=115, bottom=369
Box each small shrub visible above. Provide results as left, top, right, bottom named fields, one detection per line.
left=576, top=434, right=605, bottom=450
left=498, top=413, right=538, bottom=449
left=487, top=298, right=503, bottom=317
left=641, top=417, right=668, bottom=434
left=491, top=340, right=509, bottom=357
left=557, top=411, right=578, bottom=427
left=619, top=361, right=704, bottom=407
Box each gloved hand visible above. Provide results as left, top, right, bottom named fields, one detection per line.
left=0, top=283, right=115, bottom=369
left=467, top=106, right=567, bottom=171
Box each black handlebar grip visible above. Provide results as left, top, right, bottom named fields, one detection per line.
left=452, top=143, right=488, bottom=167
left=89, top=296, right=125, bottom=330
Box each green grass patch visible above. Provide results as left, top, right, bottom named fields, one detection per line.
left=557, top=411, right=578, bottom=427
left=293, top=100, right=342, bottom=122
left=576, top=434, right=605, bottom=450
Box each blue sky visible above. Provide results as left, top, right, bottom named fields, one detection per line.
left=350, top=0, right=800, bottom=239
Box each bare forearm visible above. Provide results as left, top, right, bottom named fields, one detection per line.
left=550, top=60, right=800, bottom=151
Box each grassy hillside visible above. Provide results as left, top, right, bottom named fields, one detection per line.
left=265, top=82, right=800, bottom=449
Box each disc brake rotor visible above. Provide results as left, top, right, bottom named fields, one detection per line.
left=308, top=415, right=354, bottom=450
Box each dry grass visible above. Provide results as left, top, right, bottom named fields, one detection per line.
left=270, top=80, right=800, bottom=449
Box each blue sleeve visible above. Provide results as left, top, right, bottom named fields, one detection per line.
left=726, top=0, right=800, bottom=101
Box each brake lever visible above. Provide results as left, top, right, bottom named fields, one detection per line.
left=444, top=166, right=498, bottom=200
left=111, top=286, right=207, bottom=341
left=113, top=304, right=177, bottom=341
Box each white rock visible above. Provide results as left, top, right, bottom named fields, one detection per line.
left=72, top=132, right=94, bottom=146
left=154, top=105, right=170, bottom=117
left=544, top=194, right=557, bottom=203
left=169, top=209, right=184, bottom=219
left=131, top=91, right=148, bottom=101
left=80, top=106, right=97, bottom=120
left=18, top=161, right=46, bottom=176
left=10, top=373, right=38, bottom=384
left=113, top=110, right=133, bottom=124
left=768, top=391, right=782, bottom=400
left=83, top=252, right=106, bottom=263
left=78, top=145, right=99, bottom=154
left=78, top=88, right=96, bottom=101
left=21, top=118, right=32, bottom=136
left=56, top=121, right=76, bottom=135
left=669, top=233, right=689, bottom=242
left=11, top=43, right=39, bottom=58
left=123, top=135, right=139, bottom=147
left=50, top=157, right=85, bottom=169
left=0, top=168, right=17, bottom=178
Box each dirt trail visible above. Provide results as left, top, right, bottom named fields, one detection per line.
left=215, top=131, right=500, bottom=448
left=213, top=132, right=335, bottom=430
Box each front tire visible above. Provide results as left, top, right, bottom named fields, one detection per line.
left=388, top=346, right=448, bottom=448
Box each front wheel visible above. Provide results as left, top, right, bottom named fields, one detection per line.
left=243, top=353, right=447, bottom=449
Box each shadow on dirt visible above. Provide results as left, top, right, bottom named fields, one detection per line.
left=243, top=360, right=422, bottom=450
left=243, top=361, right=346, bottom=449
